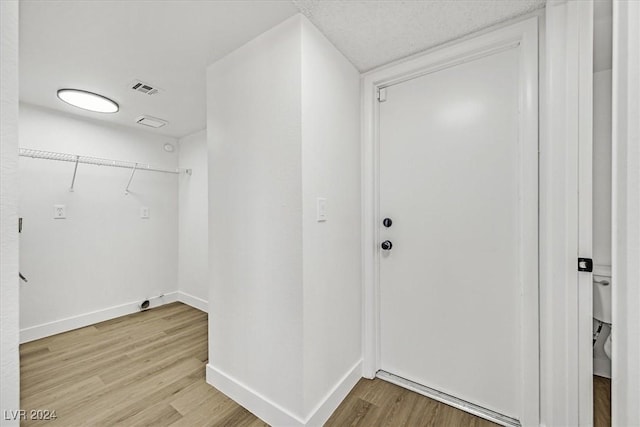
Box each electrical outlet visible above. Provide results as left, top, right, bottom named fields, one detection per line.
left=53, top=205, right=66, bottom=219
left=140, top=207, right=150, bottom=219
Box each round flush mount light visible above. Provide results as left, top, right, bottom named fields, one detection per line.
left=163, top=143, right=175, bottom=153
left=57, top=89, right=119, bottom=113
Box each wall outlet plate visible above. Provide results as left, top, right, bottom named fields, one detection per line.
left=53, top=204, right=66, bottom=219
left=140, top=207, right=150, bottom=219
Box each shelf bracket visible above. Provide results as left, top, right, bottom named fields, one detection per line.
left=125, top=163, right=138, bottom=195
left=69, top=155, right=80, bottom=192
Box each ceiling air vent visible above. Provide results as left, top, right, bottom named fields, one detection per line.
left=130, top=80, right=161, bottom=95
left=135, top=115, right=168, bottom=129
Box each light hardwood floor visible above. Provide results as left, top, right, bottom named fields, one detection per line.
left=20, top=303, right=263, bottom=427
left=20, top=303, right=610, bottom=426
left=594, top=375, right=611, bottom=427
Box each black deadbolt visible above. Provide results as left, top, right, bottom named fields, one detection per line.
left=381, top=240, right=393, bottom=251
left=383, top=218, right=392, bottom=228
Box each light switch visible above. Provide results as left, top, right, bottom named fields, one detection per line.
left=140, top=207, right=150, bottom=219
left=53, top=205, right=66, bottom=219
left=317, top=198, right=327, bottom=222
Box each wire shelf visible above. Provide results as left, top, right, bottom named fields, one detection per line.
left=19, top=147, right=191, bottom=194
left=19, top=148, right=185, bottom=174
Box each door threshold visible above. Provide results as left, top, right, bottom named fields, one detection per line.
left=376, top=370, right=521, bottom=427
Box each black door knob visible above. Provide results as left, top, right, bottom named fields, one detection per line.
left=381, top=240, right=393, bottom=250
left=383, top=218, right=392, bottom=228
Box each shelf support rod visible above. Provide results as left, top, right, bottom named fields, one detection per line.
left=69, top=155, right=80, bottom=192
left=125, top=163, right=138, bottom=195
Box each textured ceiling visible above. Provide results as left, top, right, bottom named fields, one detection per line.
left=293, top=0, right=546, bottom=71
left=20, top=1, right=547, bottom=138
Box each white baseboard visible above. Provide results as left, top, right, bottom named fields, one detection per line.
left=176, top=291, right=208, bottom=312
left=206, top=359, right=362, bottom=426
left=19, top=292, right=178, bottom=343
left=304, top=359, right=363, bottom=426
left=19, top=291, right=211, bottom=343
left=206, top=364, right=304, bottom=426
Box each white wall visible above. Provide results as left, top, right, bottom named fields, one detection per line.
left=19, top=104, right=179, bottom=341
left=300, top=18, right=361, bottom=416
left=593, top=0, right=612, bottom=271
left=178, top=129, right=208, bottom=310
left=592, top=0, right=612, bottom=379
left=593, top=70, right=612, bottom=269
left=1, top=0, right=20, bottom=423
left=206, top=14, right=361, bottom=425
left=207, top=15, right=305, bottom=420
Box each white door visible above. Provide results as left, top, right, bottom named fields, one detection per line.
left=378, top=47, right=537, bottom=421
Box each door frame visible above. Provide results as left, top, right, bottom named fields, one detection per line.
left=577, top=1, right=594, bottom=425
left=612, top=0, right=640, bottom=425
left=361, top=17, right=540, bottom=426
left=542, top=2, right=594, bottom=425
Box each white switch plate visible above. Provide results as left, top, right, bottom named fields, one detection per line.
left=53, top=204, right=66, bottom=219
left=140, top=207, right=150, bottom=219
left=317, top=198, right=327, bottom=222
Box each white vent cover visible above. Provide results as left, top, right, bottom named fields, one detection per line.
left=130, top=80, right=161, bottom=95
left=136, top=115, right=168, bottom=129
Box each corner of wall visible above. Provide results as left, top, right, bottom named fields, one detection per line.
left=177, top=128, right=209, bottom=305
left=206, top=12, right=362, bottom=424
left=299, top=12, right=362, bottom=419
left=302, top=359, right=363, bottom=426
left=206, top=12, right=306, bottom=419
left=206, top=364, right=305, bottom=427
left=206, top=359, right=362, bottom=427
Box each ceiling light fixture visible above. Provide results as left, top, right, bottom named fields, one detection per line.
left=57, top=89, right=119, bottom=113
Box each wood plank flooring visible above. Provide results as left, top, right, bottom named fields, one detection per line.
left=20, top=303, right=264, bottom=427
left=20, top=303, right=611, bottom=426
left=594, top=375, right=611, bottom=427
left=325, top=379, right=498, bottom=427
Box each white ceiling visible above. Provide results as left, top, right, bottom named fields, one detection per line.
left=19, top=0, right=299, bottom=138
left=20, top=0, right=546, bottom=139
